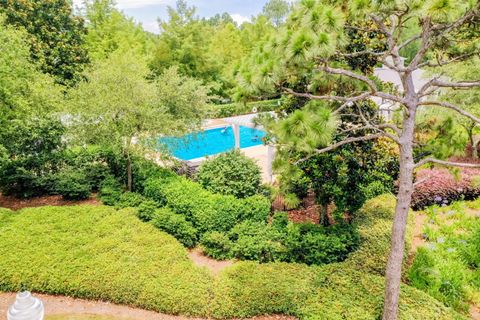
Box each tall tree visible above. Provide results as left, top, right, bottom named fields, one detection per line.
left=0, top=16, right=62, bottom=121
left=262, top=0, right=291, bottom=27
left=239, top=1, right=480, bottom=319
left=0, top=0, right=89, bottom=86
left=82, top=0, right=154, bottom=61
left=68, top=50, right=209, bottom=190
left=151, top=0, right=216, bottom=81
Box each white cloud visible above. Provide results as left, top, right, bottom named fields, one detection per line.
left=73, top=0, right=173, bottom=10
left=230, top=13, right=250, bottom=25
left=143, top=21, right=160, bottom=34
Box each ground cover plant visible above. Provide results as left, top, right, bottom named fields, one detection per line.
left=408, top=199, right=480, bottom=313
left=0, top=196, right=466, bottom=319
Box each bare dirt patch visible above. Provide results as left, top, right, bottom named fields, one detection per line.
left=0, top=194, right=100, bottom=211
left=188, top=248, right=234, bottom=275
left=0, top=292, right=297, bottom=320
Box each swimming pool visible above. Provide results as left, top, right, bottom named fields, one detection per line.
left=160, top=126, right=266, bottom=160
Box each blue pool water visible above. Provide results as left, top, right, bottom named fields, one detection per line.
left=160, top=126, right=266, bottom=160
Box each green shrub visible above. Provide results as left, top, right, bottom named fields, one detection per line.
left=55, top=169, right=92, bottom=200
left=408, top=201, right=479, bottom=313
left=0, top=117, right=65, bottom=198
left=115, top=192, right=147, bottom=209
left=409, top=248, right=469, bottom=311
left=461, top=224, right=480, bottom=268
left=229, top=221, right=287, bottom=263
left=144, top=175, right=271, bottom=234
left=284, top=222, right=360, bottom=265
left=151, top=208, right=198, bottom=248
left=136, top=199, right=160, bottom=222
left=99, top=176, right=123, bottom=206
left=196, top=150, right=261, bottom=199
left=271, top=212, right=289, bottom=231
left=238, top=195, right=271, bottom=222
left=200, top=231, right=232, bottom=260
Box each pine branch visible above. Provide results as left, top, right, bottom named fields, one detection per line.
left=295, top=133, right=386, bottom=164
left=415, top=157, right=480, bottom=169
left=419, top=101, right=480, bottom=123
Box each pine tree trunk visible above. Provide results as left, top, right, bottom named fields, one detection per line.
left=127, top=157, right=132, bottom=192
left=473, top=138, right=479, bottom=159
left=382, top=107, right=416, bottom=320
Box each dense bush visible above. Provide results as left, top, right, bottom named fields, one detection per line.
left=54, top=169, right=92, bottom=200
left=298, top=137, right=399, bottom=218
left=151, top=208, right=198, bottom=248
left=115, top=192, right=147, bottom=209
left=412, top=167, right=480, bottom=210
left=137, top=199, right=160, bottom=222
left=200, top=218, right=359, bottom=265
left=283, top=222, right=360, bottom=265
left=98, top=176, right=123, bottom=206
left=229, top=220, right=287, bottom=262
left=0, top=117, right=65, bottom=198
left=196, top=150, right=262, bottom=199
left=143, top=175, right=271, bottom=234
left=200, top=231, right=232, bottom=260
left=0, top=199, right=465, bottom=319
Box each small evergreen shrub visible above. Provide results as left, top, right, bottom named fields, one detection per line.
left=137, top=199, right=160, bottom=222
left=144, top=175, right=271, bottom=234
left=271, top=212, right=289, bottom=231
left=229, top=221, right=287, bottom=263
left=237, top=195, right=271, bottom=222
left=55, top=169, right=92, bottom=200
left=196, top=150, right=262, bottom=199
left=115, top=192, right=147, bottom=209
left=284, top=222, right=360, bottom=265
left=99, top=176, right=123, bottom=206
left=151, top=208, right=198, bottom=248
left=200, top=231, right=232, bottom=260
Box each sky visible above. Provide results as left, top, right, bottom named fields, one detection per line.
left=74, top=0, right=270, bottom=34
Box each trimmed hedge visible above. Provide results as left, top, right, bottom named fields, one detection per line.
left=151, top=207, right=198, bottom=248
left=143, top=175, right=270, bottom=234
left=0, top=201, right=465, bottom=319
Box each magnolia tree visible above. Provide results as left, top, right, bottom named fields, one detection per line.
left=238, top=1, right=480, bottom=319
left=69, top=50, right=209, bottom=191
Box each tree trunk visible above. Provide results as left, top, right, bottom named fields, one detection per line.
left=125, top=137, right=133, bottom=192
left=473, top=138, right=479, bottom=159
left=382, top=107, right=416, bottom=320
left=127, top=156, right=132, bottom=192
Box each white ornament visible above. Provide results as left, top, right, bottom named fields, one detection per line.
left=7, top=291, right=44, bottom=320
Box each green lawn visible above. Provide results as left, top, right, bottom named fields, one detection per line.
left=0, top=199, right=466, bottom=319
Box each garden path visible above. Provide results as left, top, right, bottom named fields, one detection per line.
left=0, top=292, right=296, bottom=320
left=187, top=248, right=234, bottom=275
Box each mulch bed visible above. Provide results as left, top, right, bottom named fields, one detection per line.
left=0, top=194, right=100, bottom=211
